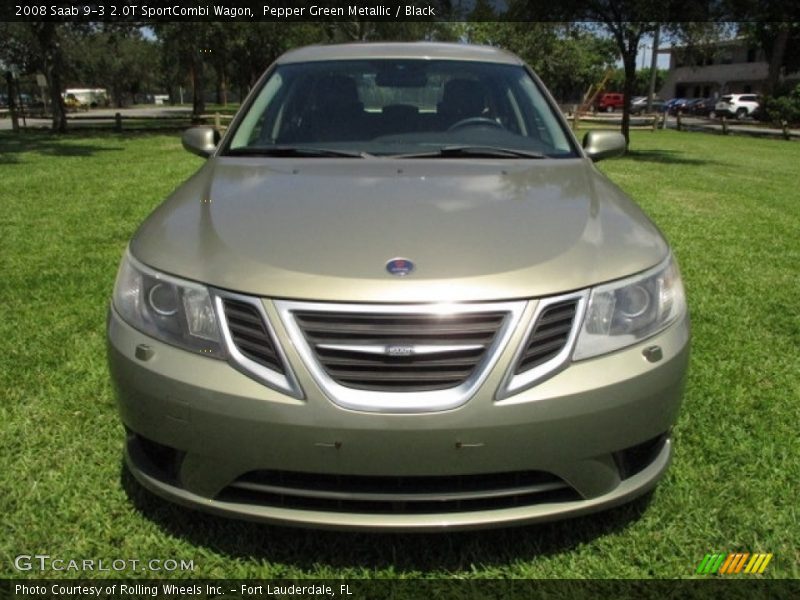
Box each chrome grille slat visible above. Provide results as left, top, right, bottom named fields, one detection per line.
left=297, top=322, right=504, bottom=335
left=292, top=309, right=507, bottom=393
left=276, top=300, right=527, bottom=412
left=306, top=334, right=494, bottom=346
left=317, top=353, right=483, bottom=368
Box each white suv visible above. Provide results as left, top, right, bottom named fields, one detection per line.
left=714, top=94, right=760, bottom=119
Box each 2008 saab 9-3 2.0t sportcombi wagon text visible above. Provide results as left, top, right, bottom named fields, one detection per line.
left=107, top=42, right=690, bottom=531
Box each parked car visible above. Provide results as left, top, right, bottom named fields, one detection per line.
left=108, top=42, right=690, bottom=531
left=682, top=98, right=703, bottom=112
left=688, top=97, right=716, bottom=117
left=666, top=98, right=693, bottom=115
left=594, top=92, right=626, bottom=112
left=715, top=94, right=760, bottom=119
left=630, top=96, right=666, bottom=114
left=663, top=98, right=683, bottom=113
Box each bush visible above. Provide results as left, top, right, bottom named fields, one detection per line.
left=763, top=83, right=800, bottom=126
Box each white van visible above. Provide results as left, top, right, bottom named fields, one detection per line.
left=63, top=88, right=109, bottom=108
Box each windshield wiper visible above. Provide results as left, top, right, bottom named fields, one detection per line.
left=392, top=145, right=546, bottom=159
left=227, top=146, right=372, bottom=158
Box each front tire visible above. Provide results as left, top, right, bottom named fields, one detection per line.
left=736, top=107, right=747, bottom=120
left=606, top=106, right=614, bottom=113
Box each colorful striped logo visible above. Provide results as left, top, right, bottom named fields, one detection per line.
left=696, top=553, right=773, bottom=575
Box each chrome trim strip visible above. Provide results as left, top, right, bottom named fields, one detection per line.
left=213, top=290, right=304, bottom=399
left=495, top=290, right=589, bottom=401
left=315, top=343, right=485, bottom=356
left=229, top=480, right=568, bottom=502
left=275, top=300, right=527, bottom=413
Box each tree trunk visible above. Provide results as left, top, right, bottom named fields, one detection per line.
left=764, top=27, right=789, bottom=97
left=621, top=49, right=637, bottom=147
left=34, top=24, right=67, bottom=132
left=191, top=52, right=205, bottom=117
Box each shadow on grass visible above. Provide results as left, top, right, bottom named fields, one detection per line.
left=624, top=149, right=722, bottom=166
left=0, top=129, right=180, bottom=164
left=121, top=463, right=654, bottom=573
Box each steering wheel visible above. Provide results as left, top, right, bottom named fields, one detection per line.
left=447, top=117, right=504, bottom=131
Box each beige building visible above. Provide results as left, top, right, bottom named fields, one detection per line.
left=658, top=38, right=797, bottom=99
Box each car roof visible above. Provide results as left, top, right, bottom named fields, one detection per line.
left=277, top=42, right=524, bottom=65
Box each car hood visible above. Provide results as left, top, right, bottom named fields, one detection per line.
left=131, top=157, right=668, bottom=302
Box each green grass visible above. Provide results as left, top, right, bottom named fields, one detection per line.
left=1, top=129, right=798, bottom=580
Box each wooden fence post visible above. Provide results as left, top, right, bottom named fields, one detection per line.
left=652, top=114, right=659, bottom=131
left=572, top=110, right=579, bottom=132
left=114, top=112, right=122, bottom=132
left=214, top=112, right=221, bottom=131
left=781, top=120, right=790, bottom=140
left=676, top=111, right=682, bottom=131
left=721, top=116, right=728, bottom=135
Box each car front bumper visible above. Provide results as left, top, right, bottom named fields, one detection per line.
left=107, top=303, right=690, bottom=531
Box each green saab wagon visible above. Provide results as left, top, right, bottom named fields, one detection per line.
left=107, top=42, right=690, bottom=530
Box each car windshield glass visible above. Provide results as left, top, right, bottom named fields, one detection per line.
left=226, top=59, right=577, bottom=158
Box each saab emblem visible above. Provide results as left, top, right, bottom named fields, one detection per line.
left=386, top=257, right=414, bottom=276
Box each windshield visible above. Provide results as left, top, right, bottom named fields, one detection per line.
left=226, top=59, right=577, bottom=158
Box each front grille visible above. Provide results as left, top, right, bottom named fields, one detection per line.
left=515, top=299, right=578, bottom=374
left=217, top=469, right=580, bottom=514
left=292, top=310, right=507, bottom=392
left=222, top=298, right=285, bottom=374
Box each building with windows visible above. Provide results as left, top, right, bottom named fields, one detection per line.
left=658, top=38, right=797, bottom=100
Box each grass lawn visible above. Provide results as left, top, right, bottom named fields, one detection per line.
left=0, top=129, right=798, bottom=580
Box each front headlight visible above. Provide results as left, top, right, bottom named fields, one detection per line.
left=112, top=250, right=224, bottom=358
left=573, top=255, right=686, bottom=360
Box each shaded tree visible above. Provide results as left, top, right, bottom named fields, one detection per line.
left=67, top=28, right=161, bottom=107
left=0, top=22, right=72, bottom=131
left=155, top=24, right=214, bottom=115
left=505, top=0, right=711, bottom=146
left=465, top=22, right=617, bottom=103
left=737, top=22, right=800, bottom=97
left=607, top=67, right=668, bottom=97
left=226, top=23, right=325, bottom=94
left=583, top=20, right=655, bottom=146
left=322, top=21, right=458, bottom=43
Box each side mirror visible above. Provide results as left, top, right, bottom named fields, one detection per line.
left=582, top=131, right=626, bottom=162
left=182, top=127, right=219, bottom=158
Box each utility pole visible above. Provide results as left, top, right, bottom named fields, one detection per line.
left=647, top=26, right=660, bottom=112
